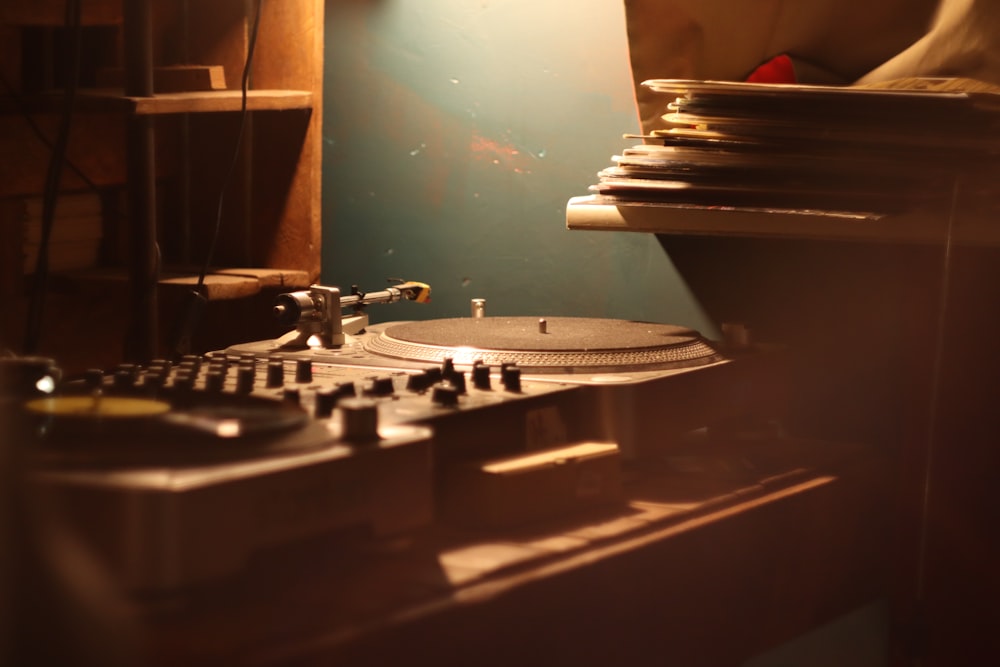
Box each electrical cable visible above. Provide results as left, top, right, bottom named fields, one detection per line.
left=170, top=0, right=264, bottom=357
left=22, top=0, right=84, bottom=354
left=914, top=175, right=960, bottom=604
left=0, top=71, right=101, bottom=195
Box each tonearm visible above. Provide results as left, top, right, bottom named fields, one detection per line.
left=271, top=281, right=431, bottom=350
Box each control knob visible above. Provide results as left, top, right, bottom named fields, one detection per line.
left=365, top=376, right=395, bottom=397
left=266, top=359, right=284, bottom=388
left=295, top=359, right=313, bottom=384
left=472, top=362, right=491, bottom=390
left=235, top=365, right=255, bottom=394
left=501, top=363, right=521, bottom=392
left=339, top=398, right=380, bottom=442
left=431, top=383, right=460, bottom=407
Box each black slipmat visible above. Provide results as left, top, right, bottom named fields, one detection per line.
left=364, top=317, right=721, bottom=372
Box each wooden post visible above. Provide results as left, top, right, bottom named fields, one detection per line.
left=122, top=0, right=158, bottom=361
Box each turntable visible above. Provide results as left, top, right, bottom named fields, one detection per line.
left=225, top=283, right=771, bottom=463
left=21, top=281, right=780, bottom=593
left=21, top=359, right=433, bottom=592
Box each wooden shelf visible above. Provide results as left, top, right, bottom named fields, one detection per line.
left=2, top=0, right=324, bottom=364
left=566, top=195, right=1000, bottom=246
left=2, top=90, right=313, bottom=116
left=59, top=266, right=311, bottom=301
left=80, top=89, right=314, bottom=115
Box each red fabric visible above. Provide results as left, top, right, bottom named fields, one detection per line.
left=745, top=54, right=797, bottom=83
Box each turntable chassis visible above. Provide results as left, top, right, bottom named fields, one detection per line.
left=227, top=318, right=769, bottom=462
left=33, top=422, right=433, bottom=590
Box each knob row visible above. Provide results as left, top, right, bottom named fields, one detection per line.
left=101, top=356, right=523, bottom=412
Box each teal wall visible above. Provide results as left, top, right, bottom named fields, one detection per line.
left=322, top=0, right=713, bottom=334
left=320, top=6, right=886, bottom=663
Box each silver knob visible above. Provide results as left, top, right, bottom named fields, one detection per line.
left=471, top=298, right=486, bottom=319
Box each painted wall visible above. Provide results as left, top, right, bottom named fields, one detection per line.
left=322, top=0, right=714, bottom=334
left=320, top=5, right=887, bottom=663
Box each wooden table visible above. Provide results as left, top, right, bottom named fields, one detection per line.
left=118, top=435, right=889, bottom=666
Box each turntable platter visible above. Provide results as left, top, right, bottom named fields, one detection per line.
left=364, top=317, right=722, bottom=372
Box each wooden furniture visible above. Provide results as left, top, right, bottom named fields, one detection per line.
left=0, top=0, right=322, bottom=370
left=567, top=91, right=1000, bottom=665
left=644, top=229, right=999, bottom=665
left=19, top=435, right=885, bottom=666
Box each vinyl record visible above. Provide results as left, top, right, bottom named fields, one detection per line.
left=26, top=388, right=311, bottom=466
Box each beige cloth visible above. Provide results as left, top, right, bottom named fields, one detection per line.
left=625, top=0, right=1000, bottom=133
left=856, top=0, right=1000, bottom=85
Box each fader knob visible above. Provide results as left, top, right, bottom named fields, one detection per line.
left=266, top=360, right=284, bottom=388
left=180, top=355, right=202, bottom=371
left=205, top=369, right=225, bottom=393
left=283, top=387, right=301, bottom=405
left=295, top=359, right=313, bottom=384
left=448, top=371, right=467, bottom=394
left=114, top=363, right=139, bottom=387
left=314, top=388, right=336, bottom=418
left=208, top=356, right=229, bottom=373
left=335, top=382, right=357, bottom=400
left=365, top=376, right=395, bottom=397
left=339, top=398, right=379, bottom=442
left=113, top=369, right=134, bottom=390
left=431, top=383, right=460, bottom=407
left=207, top=361, right=227, bottom=377
left=173, top=370, right=195, bottom=392
left=83, top=369, right=105, bottom=389
left=144, top=369, right=166, bottom=389
left=441, top=359, right=465, bottom=393
left=148, top=359, right=171, bottom=379
left=500, top=363, right=521, bottom=392
left=472, top=362, right=491, bottom=390
left=236, top=365, right=255, bottom=394
left=406, top=371, right=435, bottom=393
left=147, top=360, right=171, bottom=382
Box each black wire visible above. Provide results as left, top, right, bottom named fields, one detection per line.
left=23, top=0, right=84, bottom=354
left=169, top=0, right=263, bottom=358
left=0, top=71, right=101, bottom=195
left=197, top=0, right=263, bottom=290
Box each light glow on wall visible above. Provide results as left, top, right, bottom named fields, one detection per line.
left=322, top=0, right=714, bottom=334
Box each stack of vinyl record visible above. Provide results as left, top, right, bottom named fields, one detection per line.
left=586, top=78, right=1000, bottom=214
